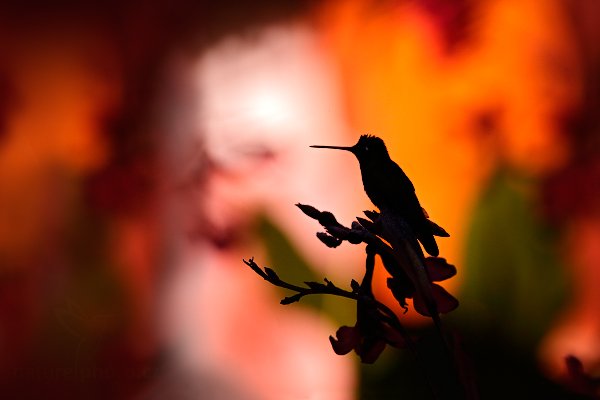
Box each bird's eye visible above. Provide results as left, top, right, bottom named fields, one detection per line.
left=364, top=146, right=369, bottom=151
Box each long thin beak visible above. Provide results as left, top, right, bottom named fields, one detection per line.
left=310, top=145, right=354, bottom=152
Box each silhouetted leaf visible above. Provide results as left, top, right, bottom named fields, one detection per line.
left=351, top=279, right=360, bottom=293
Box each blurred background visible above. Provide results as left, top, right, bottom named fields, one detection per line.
left=0, top=0, right=599, bottom=398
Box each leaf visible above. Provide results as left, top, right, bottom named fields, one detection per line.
left=350, top=279, right=360, bottom=293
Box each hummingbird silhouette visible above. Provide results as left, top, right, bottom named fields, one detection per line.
left=311, top=134, right=449, bottom=257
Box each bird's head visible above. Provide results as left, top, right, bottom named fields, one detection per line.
left=310, top=134, right=389, bottom=163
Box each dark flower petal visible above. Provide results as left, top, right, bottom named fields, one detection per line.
left=424, top=257, right=457, bottom=281
left=431, top=284, right=459, bottom=313
left=356, top=216, right=379, bottom=234
left=379, top=248, right=410, bottom=283
left=296, top=203, right=321, bottom=220
left=382, top=324, right=407, bottom=348
left=565, top=355, right=600, bottom=396
left=413, top=284, right=459, bottom=316
left=363, top=210, right=380, bottom=222
left=412, top=292, right=431, bottom=317
left=296, top=203, right=343, bottom=229
left=329, top=326, right=360, bottom=355
left=566, top=355, right=585, bottom=376
left=346, top=232, right=363, bottom=245
left=387, top=277, right=412, bottom=312
left=316, top=232, right=342, bottom=248
left=318, top=211, right=339, bottom=227
left=358, top=337, right=386, bottom=364
left=326, top=225, right=349, bottom=239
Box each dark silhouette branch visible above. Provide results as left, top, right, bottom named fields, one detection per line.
left=242, top=201, right=471, bottom=399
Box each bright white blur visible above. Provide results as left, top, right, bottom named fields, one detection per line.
left=158, top=23, right=367, bottom=400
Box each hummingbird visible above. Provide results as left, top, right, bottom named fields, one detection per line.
left=311, top=134, right=449, bottom=257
